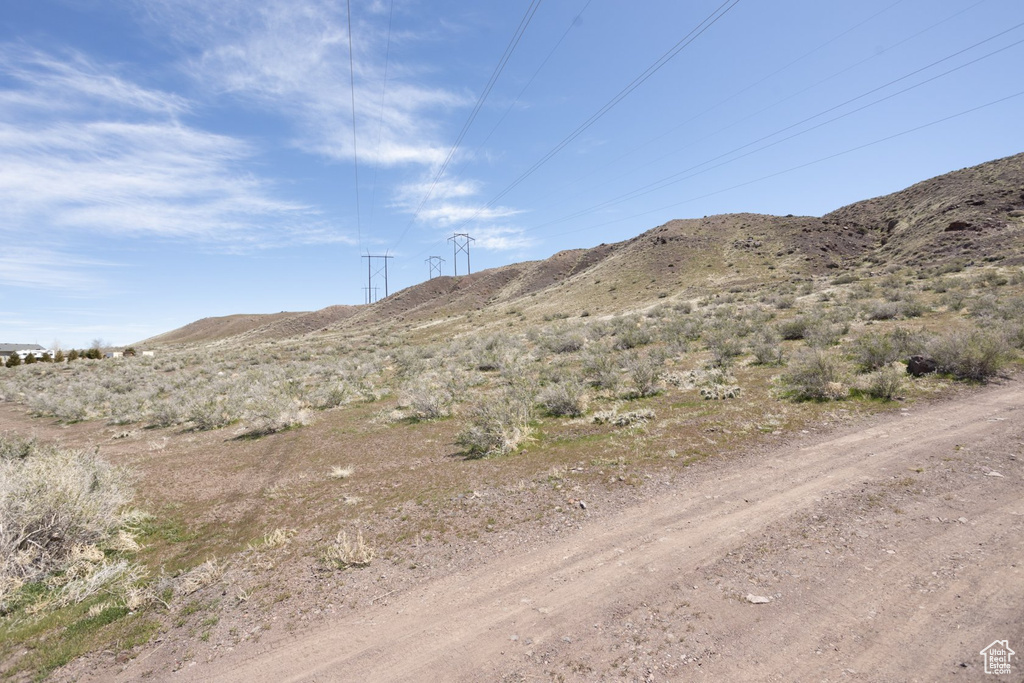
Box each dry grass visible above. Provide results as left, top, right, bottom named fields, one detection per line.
left=319, top=531, right=375, bottom=569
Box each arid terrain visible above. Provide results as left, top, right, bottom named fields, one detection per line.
left=2, top=152, right=1024, bottom=681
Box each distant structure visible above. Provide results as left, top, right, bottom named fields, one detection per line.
left=448, top=233, right=474, bottom=276
left=425, top=256, right=445, bottom=279
left=361, top=252, right=394, bottom=303
left=0, top=344, right=47, bottom=363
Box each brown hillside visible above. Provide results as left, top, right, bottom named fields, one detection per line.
left=141, top=312, right=298, bottom=345
left=824, top=151, right=1024, bottom=267
left=144, top=151, right=1024, bottom=346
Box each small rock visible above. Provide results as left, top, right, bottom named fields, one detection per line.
left=745, top=594, right=771, bottom=604
left=906, top=355, right=937, bottom=376
left=986, top=471, right=1004, bottom=477
left=957, top=517, right=968, bottom=524
left=579, top=501, right=587, bottom=510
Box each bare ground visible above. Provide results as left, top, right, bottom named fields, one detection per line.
left=89, top=379, right=1024, bottom=682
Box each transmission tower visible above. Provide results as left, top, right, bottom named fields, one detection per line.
left=425, top=256, right=446, bottom=280
left=447, top=233, right=475, bottom=276
left=361, top=252, right=394, bottom=303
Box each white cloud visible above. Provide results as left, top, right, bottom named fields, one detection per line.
left=0, top=247, right=108, bottom=291
left=416, top=203, right=522, bottom=228
left=141, top=0, right=467, bottom=169
left=0, top=47, right=341, bottom=247
left=471, top=226, right=535, bottom=251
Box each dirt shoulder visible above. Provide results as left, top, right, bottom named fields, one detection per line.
left=93, top=379, right=1023, bottom=682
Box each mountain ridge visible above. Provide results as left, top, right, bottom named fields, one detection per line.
left=140, top=151, right=1024, bottom=347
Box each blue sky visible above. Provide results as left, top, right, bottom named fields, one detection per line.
left=2, top=0, right=1023, bottom=348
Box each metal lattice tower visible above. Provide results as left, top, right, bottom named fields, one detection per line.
left=425, top=256, right=446, bottom=279
left=447, top=233, right=475, bottom=276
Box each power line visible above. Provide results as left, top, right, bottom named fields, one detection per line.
left=392, top=0, right=545, bottom=251
left=528, top=0, right=948, bottom=212
left=545, top=88, right=1024, bottom=241
left=443, top=0, right=741, bottom=236
left=406, top=0, right=742, bottom=263
left=450, top=0, right=594, bottom=181
left=367, top=0, right=395, bottom=233
left=346, top=0, right=362, bottom=248
left=524, top=23, right=1024, bottom=233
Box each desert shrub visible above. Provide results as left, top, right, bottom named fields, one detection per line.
left=777, top=316, right=811, bottom=340
left=898, top=297, right=929, bottom=318
left=851, top=332, right=900, bottom=372
left=187, top=392, right=243, bottom=431
left=401, top=374, right=456, bottom=420
left=455, top=387, right=535, bottom=457
left=705, top=328, right=745, bottom=367
left=927, top=330, right=1009, bottom=381
left=540, top=328, right=586, bottom=354
left=319, top=531, right=374, bottom=569
left=0, top=437, right=136, bottom=611
left=804, top=320, right=845, bottom=348
left=860, top=364, right=903, bottom=401
left=751, top=329, right=785, bottom=365
left=888, top=327, right=929, bottom=357
left=780, top=349, right=850, bottom=401
left=582, top=344, right=621, bottom=391
left=866, top=301, right=900, bottom=321
left=242, top=385, right=310, bottom=436
left=613, top=318, right=654, bottom=350
left=624, top=352, right=664, bottom=397
left=539, top=376, right=589, bottom=417
left=771, top=294, right=796, bottom=310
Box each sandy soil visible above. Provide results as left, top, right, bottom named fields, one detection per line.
left=87, top=379, right=1023, bottom=682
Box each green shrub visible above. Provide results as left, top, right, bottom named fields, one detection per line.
left=705, top=329, right=745, bottom=367
left=625, top=353, right=664, bottom=397
left=851, top=332, right=899, bottom=372
left=781, top=349, right=849, bottom=401
left=455, top=387, right=535, bottom=457
left=928, top=330, right=1009, bottom=381
left=750, top=329, right=785, bottom=365
left=777, top=316, right=810, bottom=340
left=861, top=364, right=903, bottom=400
left=539, top=377, right=589, bottom=417
left=0, top=436, right=136, bottom=611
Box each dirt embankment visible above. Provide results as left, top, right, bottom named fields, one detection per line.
left=105, top=380, right=1024, bottom=682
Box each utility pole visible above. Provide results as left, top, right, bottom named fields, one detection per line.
left=361, top=252, right=394, bottom=303
left=361, top=286, right=378, bottom=304
left=447, top=233, right=474, bottom=276
left=425, top=256, right=445, bottom=280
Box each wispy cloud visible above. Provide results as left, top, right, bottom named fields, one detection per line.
left=140, top=0, right=466, bottom=168
left=0, top=247, right=109, bottom=291
left=0, top=45, right=338, bottom=247
left=472, top=225, right=535, bottom=251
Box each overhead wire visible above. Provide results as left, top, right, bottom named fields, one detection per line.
left=367, top=0, right=396, bottom=233
left=405, top=0, right=741, bottom=262
left=522, top=21, right=1024, bottom=232
left=450, top=0, right=594, bottom=181
left=530, top=0, right=981, bottom=213
left=390, top=0, right=545, bottom=251
left=345, top=0, right=362, bottom=250
left=415, top=0, right=741, bottom=257
left=544, top=88, right=1024, bottom=241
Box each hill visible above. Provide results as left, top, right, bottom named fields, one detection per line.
left=141, top=151, right=1024, bottom=346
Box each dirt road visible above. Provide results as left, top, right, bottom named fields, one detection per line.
left=141, top=381, right=1023, bottom=681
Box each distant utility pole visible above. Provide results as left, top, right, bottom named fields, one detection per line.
left=425, top=256, right=446, bottom=280
left=361, top=286, right=379, bottom=304
left=447, top=233, right=475, bottom=276
left=361, top=252, right=394, bottom=303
